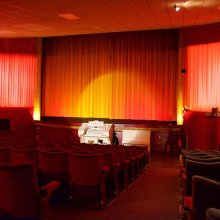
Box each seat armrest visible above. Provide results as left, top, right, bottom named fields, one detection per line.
left=101, top=166, right=110, bottom=173
left=124, top=159, right=129, bottom=164
left=114, top=162, right=121, bottom=168
left=40, top=181, right=61, bottom=196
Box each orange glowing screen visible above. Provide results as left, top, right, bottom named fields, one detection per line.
left=42, top=30, right=178, bottom=120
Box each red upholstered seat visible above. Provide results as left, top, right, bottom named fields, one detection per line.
left=38, top=149, right=69, bottom=180
left=192, top=176, right=220, bottom=220
left=38, top=149, right=71, bottom=200
left=68, top=153, right=109, bottom=209
left=0, top=147, right=12, bottom=163
left=206, top=208, right=220, bottom=220
left=0, top=162, right=60, bottom=220
left=10, top=148, right=39, bottom=170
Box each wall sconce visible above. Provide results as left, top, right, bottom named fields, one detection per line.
left=174, top=4, right=181, bottom=12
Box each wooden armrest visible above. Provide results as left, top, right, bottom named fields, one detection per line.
left=40, top=181, right=61, bottom=196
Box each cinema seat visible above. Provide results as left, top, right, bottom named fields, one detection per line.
left=113, top=149, right=129, bottom=189
left=100, top=152, right=120, bottom=197
left=10, top=148, right=40, bottom=171
left=0, top=147, right=12, bottom=163
left=68, top=153, right=109, bottom=209
left=38, top=149, right=71, bottom=200
left=38, top=149, right=69, bottom=183
left=184, top=160, right=220, bottom=197
left=206, top=208, right=220, bottom=220
left=184, top=176, right=220, bottom=220
left=0, top=162, right=60, bottom=220
left=179, top=160, right=220, bottom=218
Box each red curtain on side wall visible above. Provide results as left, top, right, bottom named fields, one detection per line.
left=0, top=38, right=37, bottom=107
left=42, top=30, right=178, bottom=120
left=182, top=25, right=220, bottom=112
left=182, top=24, right=220, bottom=150
left=0, top=39, right=37, bottom=139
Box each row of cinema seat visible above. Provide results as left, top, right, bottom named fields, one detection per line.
left=179, top=149, right=220, bottom=220
left=0, top=138, right=149, bottom=220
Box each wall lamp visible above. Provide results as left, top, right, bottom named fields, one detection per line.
left=174, top=4, right=181, bottom=12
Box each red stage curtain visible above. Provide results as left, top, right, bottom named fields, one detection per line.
left=182, top=25, right=220, bottom=112
left=42, top=30, right=178, bottom=120
left=0, top=38, right=37, bottom=108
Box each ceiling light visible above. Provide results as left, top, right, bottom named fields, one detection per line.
left=174, top=4, right=181, bottom=12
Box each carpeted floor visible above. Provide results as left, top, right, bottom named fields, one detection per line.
left=50, top=153, right=180, bottom=220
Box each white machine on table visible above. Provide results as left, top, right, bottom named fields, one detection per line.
left=78, top=120, right=113, bottom=145
left=122, top=129, right=151, bottom=152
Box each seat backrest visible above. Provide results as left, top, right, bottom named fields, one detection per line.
left=0, top=148, right=12, bottom=163
left=114, top=150, right=126, bottom=163
left=192, top=175, right=220, bottom=220
left=185, top=160, right=220, bottom=196
left=10, top=149, right=39, bottom=169
left=0, top=163, right=40, bottom=219
left=206, top=208, right=220, bottom=220
left=68, top=153, right=102, bottom=185
left=100, top=152, right=115, bottom=168
left=183, top=156, right=220, bottom=166
left=39, top=149, right=69, bottom=173
left=183, top=154, right=215, bottom=165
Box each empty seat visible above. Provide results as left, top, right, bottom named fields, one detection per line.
left=68, top=153, right=109, bottom=209
left=184, top=175, right=220, bottom=220
left=206, top=208, right=220, bottom=220
left=184, top=160, right=220, bottom=197
left=0, top=162, right=60, bottom=220
left=0, top=147, right=12, bottom=163
left=10, top=148, right=39, bottom=171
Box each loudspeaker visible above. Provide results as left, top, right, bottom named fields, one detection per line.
left=181, top=69, right=186, bottom=73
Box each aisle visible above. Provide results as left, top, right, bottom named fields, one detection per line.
left=50, top=154, right=180, bottom=220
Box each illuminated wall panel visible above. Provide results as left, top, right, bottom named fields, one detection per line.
left=182, top=25, right=220, bottom=112
left=0, top=39, right=38, bottom=109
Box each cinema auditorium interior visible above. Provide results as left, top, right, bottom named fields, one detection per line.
left=0, top=0, right=220, bottom=220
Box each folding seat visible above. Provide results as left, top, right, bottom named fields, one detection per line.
left=61, top=144, right=90, bottom=154
left=0, top=162, right=60, bottom=220
left=10, top=148, right=40, bottom=171
left=124, top=146, right=144, bottom=180
left=38, top=140, right=59, bottom=151
left=180, top=149, right=211, bottom=163
left=135, top=146, right=146, bottom=173
left=38, top=149, right=70, bottom=201
left=208, top=151, right=220, bottom=158
left=100, top=151, right=121, bottom=197
left=179, top=160, right=220, bottom=219
left=140, top=145, right=150, bottom=168
left=206, top=208, right=220, bottom=220
left=68, top=153, right=110, bottom=209
left=183, top=176, right=220, bottom=220
left=113, top=149, right=129, bottom=189
left=180, top=156, right=220, bottom=178
left=0, top=147, right=12, bottom=163
left=179, top=153, right=219, bottom=189
left=123, top=147, right=136, bottom=183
